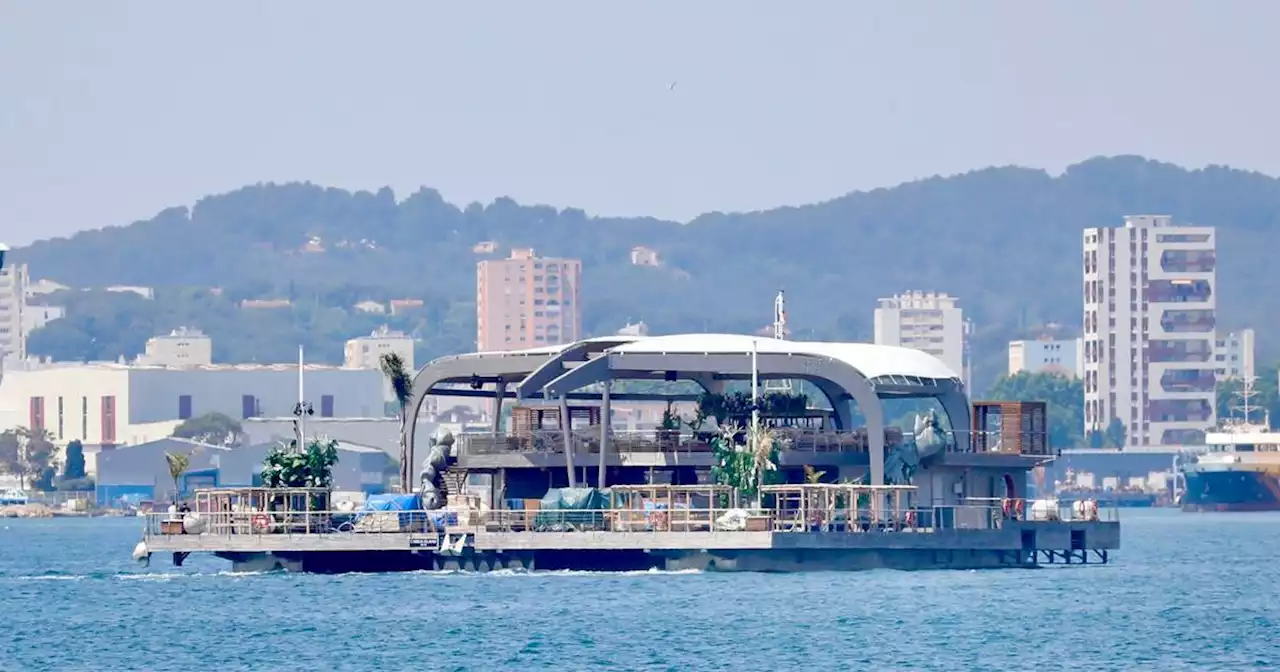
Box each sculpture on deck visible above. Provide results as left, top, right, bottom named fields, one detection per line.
left=913, top=409, right=949, bottom=459
left=883, top=409, right=950, bottom=485
left=418, top=431, right=455, bottom=510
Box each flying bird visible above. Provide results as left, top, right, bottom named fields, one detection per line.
left=668, top=81, right=677, bottom=92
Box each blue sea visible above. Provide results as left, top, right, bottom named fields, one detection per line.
left=1, top=510, right=1276, bottom=671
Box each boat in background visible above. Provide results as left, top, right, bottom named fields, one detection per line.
left=1181, top=378, right=1280, bottom=512
left=0, top=488, right=29, bottom=506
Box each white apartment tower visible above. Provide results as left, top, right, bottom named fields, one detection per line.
left=0, top=257, right=27, bottom=364
left=874, top=291, right=966, bottom=381
left=1082, top=215, right=1217, bottom=447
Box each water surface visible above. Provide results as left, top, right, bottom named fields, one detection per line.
left=2, top=510, right=1276, bottom=670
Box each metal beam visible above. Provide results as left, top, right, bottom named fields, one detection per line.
left=425, top=388, right=701, bottom=402
left=514, top=337, right=639, bottom=398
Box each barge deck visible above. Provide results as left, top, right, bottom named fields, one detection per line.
left=138, top=485, right=1119, bottom=573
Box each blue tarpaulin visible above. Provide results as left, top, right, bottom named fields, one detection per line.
left=356, top=493, right=457, bottom=529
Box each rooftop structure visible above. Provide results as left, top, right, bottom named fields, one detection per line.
left=404, top=333, right=975, bottom=488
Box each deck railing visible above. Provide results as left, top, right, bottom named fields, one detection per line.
left=142, top=497, right=1115, bottom=541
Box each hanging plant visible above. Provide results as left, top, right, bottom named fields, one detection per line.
left=698, top=391, right=807, bottom=426
left=261, top=439, right=340, bottom=489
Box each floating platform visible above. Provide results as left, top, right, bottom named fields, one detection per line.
left=136, top=485, right=1120, bottom=574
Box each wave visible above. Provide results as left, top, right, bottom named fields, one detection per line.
left=406, top=567, right=705, bottom=578
left=8, top=567, right=702, bottom=582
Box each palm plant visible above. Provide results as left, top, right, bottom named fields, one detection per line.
left=710, top=422, right=781, bottom=507
left=164, top=451, right=190, bottom=504
left=379, top=352, right=414, bottom=492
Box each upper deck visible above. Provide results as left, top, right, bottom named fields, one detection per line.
left=453, top=426, right=1054, bottom=471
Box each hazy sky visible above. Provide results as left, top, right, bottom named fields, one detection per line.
left=3, top=1, right=1278, bottom=245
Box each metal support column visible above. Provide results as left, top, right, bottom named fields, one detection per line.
left=560, top=394, right=576, bottom=488
left=491, top=380, right=508, bottom=437
left=598, top=380, right=612, bottom=488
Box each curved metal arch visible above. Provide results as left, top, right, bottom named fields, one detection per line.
left=402, top=350, right=564, bottom=485
left=515, top=337, right=641, bottom=399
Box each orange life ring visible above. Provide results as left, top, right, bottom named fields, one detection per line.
left=252, top=513, right=271, bottom=532
left=905, top=510, right=917, bottom=528
left=1001, top=498, right=1012, bottom=517
left=1014, top=499, right=1025, bottom=518
left=647, top=510, right=668, bottom=530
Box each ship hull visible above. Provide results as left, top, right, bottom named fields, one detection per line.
left=1181, top=468, right=1280, bottom=512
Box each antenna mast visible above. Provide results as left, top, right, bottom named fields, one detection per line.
left=1231, top=376, right=1261, bottom=426
left=765, top=290, right=793, bottom=393
left=292, top=345, right=313, bottom=450
left=773, top=290, right=786, bottom=340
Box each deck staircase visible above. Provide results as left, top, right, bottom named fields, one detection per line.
left=441, top=467, right=468, bottom=506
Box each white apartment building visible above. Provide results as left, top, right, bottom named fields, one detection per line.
left=0, top=261, right=27, bottom=364
left=1082, top=215, right=1216, bottom=447
left=1008, top=338, right=1084, bottom=378
left=1214, top=329, right=1255, bottom=381
left=136, top=327, right=213, bottom=367
left=344, top=326, right=415, bottom=371
left=873, top=291, right=965, bottom=380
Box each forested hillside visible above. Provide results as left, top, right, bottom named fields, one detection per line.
left=13, top=155, right=1278, bottom=392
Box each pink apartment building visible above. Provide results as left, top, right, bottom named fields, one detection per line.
left=476, top=248, right=582, bottom=351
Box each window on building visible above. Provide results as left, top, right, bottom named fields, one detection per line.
left=321, top=395, right=335, bottom=418
left=29, top=397, right=45, bottom=433
left=101, top=396, right=117, bottom=445
left=178, top=395, right=193, bottom=420
left=57, top=397, right=64, bottom=440
left=241, top=394, right=257, bottom=419
left=81, top=397, right=88, bottom=440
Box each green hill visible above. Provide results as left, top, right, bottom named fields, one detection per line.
left=12, top=155, right=1277, bottom=392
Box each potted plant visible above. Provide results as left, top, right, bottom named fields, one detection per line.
left=656, top=400, right=682, bottom=450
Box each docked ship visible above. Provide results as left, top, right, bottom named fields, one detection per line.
left=1180, top=380, right=1280, bottom=512
left=1054, top=468, right=1164, bottom=508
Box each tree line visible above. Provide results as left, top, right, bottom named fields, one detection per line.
left=12, top=156, right=1280, bottom=393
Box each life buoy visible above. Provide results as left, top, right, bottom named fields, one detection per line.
left=1088, top=499, right=1099, bottom=521
left=252, top=513, right=271, bottom=532
left=905, top=510, right=917, bottom=528
left=1013, top=499, right=1025, bottom=519
left=1001, top=498, right=1013, bottom=518
left=647, top=510, right=668, bottom=531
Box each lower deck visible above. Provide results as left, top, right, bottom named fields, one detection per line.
left=140, top=489, right=1120, bottom=573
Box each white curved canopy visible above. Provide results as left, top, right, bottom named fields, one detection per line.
left=608, top=333, right=960, bottom=381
